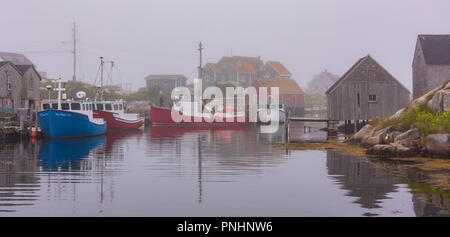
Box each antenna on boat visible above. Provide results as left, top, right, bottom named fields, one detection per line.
left=54, top=77, right=66, bottom=110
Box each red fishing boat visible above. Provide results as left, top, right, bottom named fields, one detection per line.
left=93, top=101, right=144, bottom=130
left=91, top=57, right=144, bottom=131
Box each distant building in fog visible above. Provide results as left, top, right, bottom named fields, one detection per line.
left=412, top=34, right=450, bottom=98
left=307, top=69, right=339, bottom=94
left=145, top=74, right=187, bottom=94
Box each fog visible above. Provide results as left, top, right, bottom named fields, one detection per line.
left=1, top=0, right=449, bottom=91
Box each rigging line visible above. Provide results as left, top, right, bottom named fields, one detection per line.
left=92, top=63, right=102, bottom=87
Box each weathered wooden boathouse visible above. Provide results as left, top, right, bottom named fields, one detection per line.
left=326, top=55, right=410, bottom=130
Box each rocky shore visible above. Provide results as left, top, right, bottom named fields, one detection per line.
left=347, top=81, right=450, bottom=158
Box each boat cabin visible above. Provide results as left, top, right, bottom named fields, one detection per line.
left=41, top=100, right=94, bottom=112
left=93, top=101, right=124, bottom=112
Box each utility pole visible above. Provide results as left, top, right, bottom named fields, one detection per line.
left=72, top=22, right=77, bottom=81
left=198, top=42, right=203, bottom=79
left=100, top=56, right=104, bottom=100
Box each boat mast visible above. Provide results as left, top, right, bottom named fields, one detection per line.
left=100, top=56, right=104, bottom=100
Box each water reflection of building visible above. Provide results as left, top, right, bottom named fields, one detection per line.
left=0, top=141, right=40, bottom=212
left=412, top=193, right=450, bottom=217
left=326, top=151, right=397, bottom=210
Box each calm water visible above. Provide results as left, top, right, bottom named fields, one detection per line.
left=0, top=123, right=448, bottom=216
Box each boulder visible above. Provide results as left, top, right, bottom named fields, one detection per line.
left=427, top=89, right=450, bottom=113
left=389, top=108, right=404, bottom=120
left=367, top=144, right=395, bottom=156
left=426, top=134, right=450, bottom=157
left=394, top=128, right=420, bottom=143
left=444, top=90, right=450, bottom=112
left=388, top=131, right=402, bottom=143
left=347, top=124, right=374, bottom=144
left=361, top=126, right=393, bottom=147
left=367, top=142, right=414, bottom=157
left=391, top=143, right=414, bottom=157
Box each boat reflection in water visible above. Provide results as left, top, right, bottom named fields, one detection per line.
left=38, top=136, right=107, bottom=171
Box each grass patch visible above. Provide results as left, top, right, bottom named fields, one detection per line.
left=371, top=105, right=450, bottom=135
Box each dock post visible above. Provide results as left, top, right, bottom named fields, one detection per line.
left=285, top=110, right=290, bottom=143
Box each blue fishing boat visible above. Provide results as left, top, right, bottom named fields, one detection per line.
left=38, top=82, right=107, bottom=139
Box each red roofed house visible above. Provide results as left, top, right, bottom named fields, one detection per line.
left=264, top=61, right=292, bottom=80
left=252, top=78, right=305, bottom=115
left=214, top=56, right=263, bottom=87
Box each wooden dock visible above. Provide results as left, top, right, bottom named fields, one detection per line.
left=284, top=111, right=338, bottom=142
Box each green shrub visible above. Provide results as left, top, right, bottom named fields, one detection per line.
left=370, top=105, right=450, bottom=135
left=399, top=105, right=449, bottom=135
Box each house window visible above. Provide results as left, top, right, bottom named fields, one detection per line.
left=7, top=76, right=13, bottom=90
left=369, top=94, right=377, bottom=102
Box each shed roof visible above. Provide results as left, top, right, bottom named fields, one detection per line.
left=0, top=52, right=34, bottom=65
left=418, top=34, right=450, bottom=65
left=326, top=55, right=409, bottom=94
left=16, top=64, right=42, bottom=81
left=0, top=61, right=24, bottom=76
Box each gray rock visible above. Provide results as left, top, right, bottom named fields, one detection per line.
left=367, top=142, right=414, bottom=157
left=362, top=126, right=393, bottom=147
left=389, top=108, right=404, bottom=120
left=426, top=134, right=450, bottom=157
left=388, top=131, right=402, bottom=143
left=347, top=124, right=374, bottom=144
left=444, top=90, right=450, bottom=112
left=427, top=89, right=449, bottom=113
left=391, top=143, right=414, bottom=157
left=394, top=128, right=420, bottom=143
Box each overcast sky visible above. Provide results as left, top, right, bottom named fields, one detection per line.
left=1, top=0, right=449, bottom=91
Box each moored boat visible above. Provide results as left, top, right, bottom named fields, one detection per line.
left=150, top=105, right=247, bottom=126
left=93, top=101, right=144, bottom=130
left=38, top=82, right=107, bottom=139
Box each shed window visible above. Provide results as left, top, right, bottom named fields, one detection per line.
left=369, top=94, right=377, bottom=102
left=357, top=93, right=360, bottom=107
left=61, top=103, right=70, bottom=110
left=7, top=76, right=13, bottom=90
left=114, top=104, right=119, bottom=110
left=29, top=78, right=33, bottom=89
left=96, top=104, right=104, bottom=110
left=43, top=104, right=50, bottom=110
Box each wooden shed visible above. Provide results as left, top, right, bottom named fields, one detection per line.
left=326, top=55, right=410, bottom=122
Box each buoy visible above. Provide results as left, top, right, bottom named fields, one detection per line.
left=31, top=128, right=37, bottom=137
